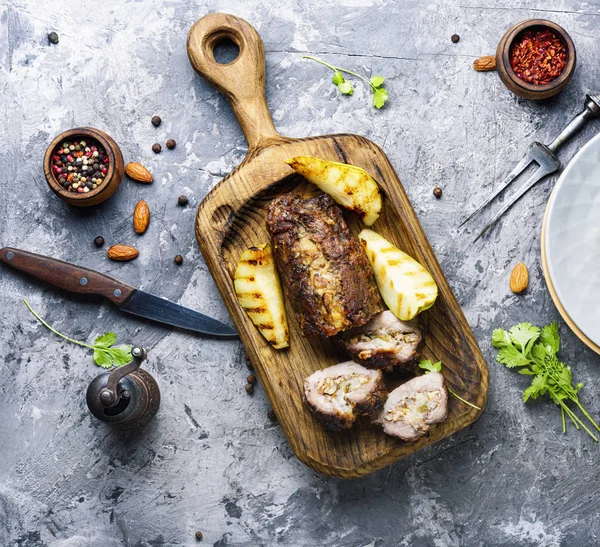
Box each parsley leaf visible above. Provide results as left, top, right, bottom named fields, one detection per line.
left=338, top=81, right=354, bottom=95
left=303, top=55, right=389, bottom=109
left=508, top=322, right=539, bottom=353
left=332, top=70, right=344, bottom=85
left=418, top=359, right=481, bottom=410
left=24, top=299, right=132, bottom=369
left=372, top=87, right=389, bottom=109
left=492, top=320, right=600, bottom=441
left=94, top=332, right=117, bottom=348
left=370, top=75, right=385, bottom=88
left=418, top=359, right=442, bottom=373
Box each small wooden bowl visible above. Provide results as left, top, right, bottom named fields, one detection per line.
left=496, top=20, right=576, bottom=100
left=44, top=127, right=124, bottom=206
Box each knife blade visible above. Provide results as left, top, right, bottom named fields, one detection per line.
left=0, top=247, right=238, bottom=338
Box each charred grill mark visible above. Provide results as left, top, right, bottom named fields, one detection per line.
left=332, top=137, right=349, bottom=164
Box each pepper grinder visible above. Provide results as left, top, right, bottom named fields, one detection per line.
left=86, top=346, right=160, bottom=429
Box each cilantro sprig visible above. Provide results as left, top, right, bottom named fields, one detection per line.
left=302, top=55, right=388, bottom=109
left=492, top=321, right=600, bottom=441
left=418, top=360, right=481, bottom=410
left=24, top=299, right=132, bottom=368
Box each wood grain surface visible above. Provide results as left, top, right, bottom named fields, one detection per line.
left=188, top=12, right=489, bottom=478
left=0, top=247, right=135, bottom=306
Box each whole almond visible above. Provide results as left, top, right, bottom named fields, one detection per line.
left=133, top=200, right=150, bottom=234
left=125, top=162, right=153, bottom=183
left=510, top=262, right=529, bottom=294
left=473, top=55, right=497, bottom=72
left=108, top=244, right=139, bottom=261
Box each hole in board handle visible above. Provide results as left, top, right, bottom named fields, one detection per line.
left=212, top=37, right=240, bottom=65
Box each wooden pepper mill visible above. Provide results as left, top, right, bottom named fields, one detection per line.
left=86, top=346, right=160, bottom=429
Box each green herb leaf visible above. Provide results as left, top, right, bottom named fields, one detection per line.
left=372, top=87, right=389, bottom=109
left=418, top=359, right=442, bottom=373
left=491, top=328, right=512, bottom=349
left=496, top=345, right=531, bottom=368
left=492, top=320, right=600, bottom=441
left=337, top=81, right=354, bottom=95
left=370, top=75, right=385, bottom=88
left=332, top=70, right=344, bottom=85
left=541, top=321, right=560, bottom=356
left=508, top=322, right=539, bottom=353
left=302, top=55, right=388, bottom=109
left=24, top=299, right=132, bottom=369
left=94, top=332, right=117, bottom=348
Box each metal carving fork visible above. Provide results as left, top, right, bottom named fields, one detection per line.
left=460, top=93, right=600, bottom=242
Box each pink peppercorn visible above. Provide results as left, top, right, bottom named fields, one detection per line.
left=91, top=146, right=97, bottom=152
left=77, top=187, right=84, bottom=193
left=67, top=154, right=74, bottom=162
left=101, top=167, right=107, bottom=174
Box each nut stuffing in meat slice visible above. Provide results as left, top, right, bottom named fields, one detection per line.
left=267, top=192, right=383, bottom=338
left=376, top=372, right=448, bottom=441
left=338, top=310, right=423, bottom=371
left=304, top=362, right=388, bottom=431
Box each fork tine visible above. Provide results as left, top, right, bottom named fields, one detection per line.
left=459, top=153, right=533, bottom=228
left=473, top=163, right=552, bottom=242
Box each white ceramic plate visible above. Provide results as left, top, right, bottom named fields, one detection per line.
left=542, top=132, right=600, bottom=354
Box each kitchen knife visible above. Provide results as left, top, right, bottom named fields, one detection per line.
left=0, top=247, right=238, bottom=338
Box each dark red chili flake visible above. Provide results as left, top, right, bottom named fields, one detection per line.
left=509, top=28, right=567, bottom=85
left=50, top=138, right=109, bottom=193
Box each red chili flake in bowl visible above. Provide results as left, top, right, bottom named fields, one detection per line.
left=51, top=138, right=109, bottom=193
left=510, top=28, right=567, bottom=85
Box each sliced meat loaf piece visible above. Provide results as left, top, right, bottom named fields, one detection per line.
left=267, top=192, right=383, bottom=338
left=304, top=361, right=387, bottom=431
left=338, top=310, right=422, bottom=371
left=376, top=372, right=448, bottom=441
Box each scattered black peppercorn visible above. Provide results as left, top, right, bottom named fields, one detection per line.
left=247, top=373, right=257, bottom=385
left=433, top=187, right=443, bottom=198
left=174, top=254, right=183, bottom=265
left=195, top=530, right=203, bottom=540
left=451, top=34, right=460, bottom=43
left=48, top=32, right=59, bottom=44
left=245, top=383, right=254, bottom=395
left=94, top=236, right=105, bottom=248
left=152, top=143, right=162, bottom=154
left=178, top=195, right=189, bottom=206
left=267, top=409, right=277, bottom=422
left=166, top=139, right=177, bottom=150
left=151, top=115, right=162, bottom=127
left=243, top=353, right=254, bottom=370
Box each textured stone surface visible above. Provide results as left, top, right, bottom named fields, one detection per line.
left=1, top=1, right=600, bottom=546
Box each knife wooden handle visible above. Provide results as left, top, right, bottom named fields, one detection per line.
left=0, top=247, right=135, bottom=306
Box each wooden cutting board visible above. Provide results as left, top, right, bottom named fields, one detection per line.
left=187, top=13, right=489, bottom=478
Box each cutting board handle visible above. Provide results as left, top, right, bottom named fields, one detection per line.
left=187, top=13, right=282, bottom=151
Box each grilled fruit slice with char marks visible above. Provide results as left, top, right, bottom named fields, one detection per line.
left=376, top=372, right=448, bottom=441
left=339, top=310, right=422, bottom=371
left=359, top=229, right=438, bottom=321
left=304, top=362, right=387, bottom=431
left=285, top=156, right=382, bottom=226
left=234, top=244, right=289, bottom=349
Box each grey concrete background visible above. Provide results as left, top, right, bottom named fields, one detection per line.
left=1, top=0, right=600, bottom=545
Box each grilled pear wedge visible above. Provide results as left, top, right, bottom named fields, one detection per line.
left=358, top=229, right=438, bottom=321
left=285, top=156, right=382, bottom=226
left=234, top=244, right=290, bottom=349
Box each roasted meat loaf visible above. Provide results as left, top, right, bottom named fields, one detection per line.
left=339, top=310, right=423, bottom=371
left=376, top=372, right=448, bottom=441
left=304, top=361, right=388, bottom=430
left=267, top=192, right=383, bottom=337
